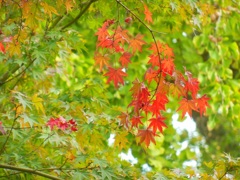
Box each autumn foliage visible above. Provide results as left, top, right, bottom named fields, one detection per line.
left=94, top=5, right=209, bottom=147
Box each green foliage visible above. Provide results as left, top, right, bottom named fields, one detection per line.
left=0, top=0, right=239, bottom=179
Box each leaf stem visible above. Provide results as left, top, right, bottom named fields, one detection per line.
left=116, top=0, right=164, bottom=104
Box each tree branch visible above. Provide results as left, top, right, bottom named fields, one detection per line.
left=0, top=164, right=63, bottom=180
left=0, top=64, right=22, bottom=86
left=0, top=58, right=36, bottom=87
left=61, top=0, right=98, bottom=30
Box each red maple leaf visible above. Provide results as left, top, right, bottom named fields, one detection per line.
left=119, top=52, right=132, bottom=67
left=139, top=87, right=150, bottom=103
left=129, top=87, right=150, bottom=115
left=144, top=4, right=153, bottom=24
left=0, top=42, right=5, bottom=54
left=95, top=26, right=109, bottom=41
left=104, top=67, right=127, bottom=88
left=46, top=117, right=58, bottom=130
left=129, top=34, right=146, bottom=53
left=148, top=116, right=167, bottom=133
left=97, top=38, right=114, bottom=48
left=94, top=52, right=110, bottom=71
left=185, top=77, right=199, bottom=98
left=57, top=116, right=69, bottom=130
left=196, top=94, right=210, bottom=116
left=128, top=99, right=144, bottom=115
left=131, top=116, right=143, bottom=128
left=177, top=98, right=197, bottom=118
left=149, top=92, right=169, bottom=116
left=137, top=128, right=157, bottom=147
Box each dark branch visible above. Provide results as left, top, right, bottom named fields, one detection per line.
left=0, top=164, right=63, bottom=180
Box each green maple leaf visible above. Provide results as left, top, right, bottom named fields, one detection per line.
left=100, top=167, right=118, bottom=180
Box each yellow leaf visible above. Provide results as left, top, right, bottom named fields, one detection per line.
left=22, top=2, right=40, bottom=28
left=114, top=131, right=129, bottom=150
left=204, top=161, right=214, bottom=168
left=14, top=104, right=24, bottom=117
left=185, top=166, right=195, bottom=178
left=6, top=41, right=21, bottom=57
left=40, top=2, right=59, bottom=18
left=66, top=151, right=76, bottom=160
left=18, top=118, right=30, bottom=128
left=18, top=29, right=29, bottom=42
left=31, top=94, right=45, bottom=114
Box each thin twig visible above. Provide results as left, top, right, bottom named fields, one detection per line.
left=27, top=133, right=54, bottom=155
left=49, top=13, right=67, bottom=31
left=0, top=115, right=19, bottom=155
left=0, top=58, right=36, bottom=86
left=116, top=0, right=165, bottom=107
left=2, top=125, right=44, bottom=130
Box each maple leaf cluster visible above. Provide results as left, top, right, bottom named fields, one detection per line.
left=46, top=116, right=77, bottom=132
left=94, top=18, right=147, bottom=88
left=94, top=5, right=210, bottom=147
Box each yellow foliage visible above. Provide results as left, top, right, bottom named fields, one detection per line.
left=31, top=94, right=45, bottom=114
left=114, top=131, right=129, bottom=150
left=14, top=104, right=24, bottom=117
left=6, top=41, right=21, bottom=57
left=40, top=2, right=59, bottom=19
left=18, top=118, right=30, bottom=128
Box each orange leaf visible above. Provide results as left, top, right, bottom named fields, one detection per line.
left=130, top=78, right=143, bottom=97
left=104, top=67, right=127, bottom=88
left=144, top=4, right=153, bottom=24
left=149, top=41, right=164, bottom=54
left=94, top=52, right=110, bottom=71
left=161, top=58, right=175, bottom=75
left=148, top=54, right=161, bottom=67
left=137, top=128, right=157, bottom=147
left=119, top=52, right=132, bottom=67
left=145, top=68, right=159, bottom=84
left=112, top=26, right=130, bottom=45
left=65, top=0, right=75, bottom=13
left=118, top=112, right=130, bottom=129
left=163, top=44, right=174, bottom=58
left=177, top=98, right=197, bottom=118
left=129, top=34, right=146, bottom=53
